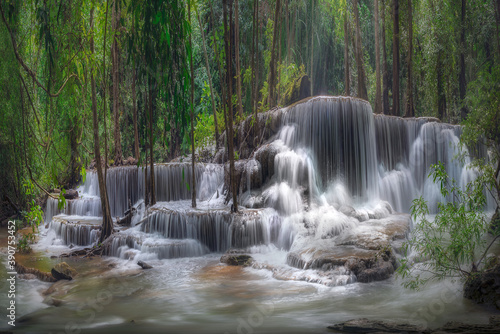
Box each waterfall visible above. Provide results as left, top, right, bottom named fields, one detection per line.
left=41, top=96, right=495, bottom=285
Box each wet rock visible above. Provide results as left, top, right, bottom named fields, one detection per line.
left=15, top=262, right=56, bottom=283
left=220, top=254, right=254, bottom=267
left=283, top=75, right=311, bottom=106
left=137, top=261, right=153, bottom=269
left=63, top=189, right=79, bottom=200
left=18, top=273, right=37, bottom=280
left=327, top=318, right=426, bottom=333
left=51, top=262, right=78, bottom=281
left=463, top=263, right=500, bottom=309
left=328, top=316, right=500, bottom=333
left=489, top=207, right=500, bottom=234
left=254, top=144, right=279, bottom=184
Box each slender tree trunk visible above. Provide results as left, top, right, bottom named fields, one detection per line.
left=392, top=0, right=400, bottom=116
left=344, top=10, right=350, bottom=96
left=287, top=8, right=296, bottom=63
left=90, top=8, right=113, bottom=243
left=133, top=66, right=139, bottom=159
left=210, top=0, right=226, bottom=151
left=197, top=11, right=219, bottom=150
left=234, top=0, right=243, bottom=120
left=252, top=0, right=259, bottom=139
left=189, top=3, right=197, bottom=208
left=255, top=0, right=260, bottom=113
left=224, top=0, right=238, bottom=212
left=460, top=0, right=467, bottom=120
left=405, top=0, right=414, bottom=117
left=437, top=50, right=446, bottom=120
left=494, top=0, right=500, bottom=56
left=149, top=76, right=156, bottom=205
left=268, top=0, right=281, bottom=108
left=102, top=0, right=109, bottom=178
left=310, top=0, right=314, bottom=95
left=382, top=0, right=390, bottom=114
left=374, top=0, right=382, bottom=113
left=112, top=0, right=122, bottom=165
left=353, top=0, right=368, bottom=100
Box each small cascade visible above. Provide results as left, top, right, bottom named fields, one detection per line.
left=44, top=197, right=101, bottom=223
left=104, top=230, right=209, bottom=260
left=49, top=215, right=101, bottom=246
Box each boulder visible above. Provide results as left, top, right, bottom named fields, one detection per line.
left=463, top=263, right=500, bottom=309
left=63, top=189, right=79, bottom=200
left=283, top=75, right=311, bottom=106
left=51, top=262, right=78, bottom=281
left=137, top=260, right=153, bottom=269
left=220, top=254, right=254, bottom=266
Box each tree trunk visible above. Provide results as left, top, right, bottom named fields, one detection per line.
left=254, top=0, right=260, bottom=114
left=268, top=0, right=281, bottom=108
left=112, top=0, right=122, bottom=165
left=310, top=0, right=315, bottom=95
left=353, top=0, right=368, bottom=100
left=437, top=51, right=446, bottom=120
left=224, top=0, right=238, bottom=212
left=382, top=0, right=390, bottom=114
left=344, top=10, right=350, bottom=96
left=189, top=3, right=196, bottom=208
left=209, top=1, right=226, bottom=151
left=374, top=0, right=382, bottom=113
left=197, top=11, right=219, bottom=150
left=132, top=66, right=140, bottom=159
left=404, top=0, right=414, bottom=117
left=234, top=0, right=243, bottom=120
left=392, top=0, right=400, bottom=116
left=460, top=0, right=467, bottom=120
left=90, top=8, right=113, bottom=243
left=148, top=77, right=156, bottom=205
left=252, top=0, right=259, bottom=139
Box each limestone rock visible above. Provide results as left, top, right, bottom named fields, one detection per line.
left=137, top=261, right=153, bottom=269
left=220, top=254, right=254, bottom=267
left=463, top=263, right=500, bottom=309
left=63, top=189, right=79, bottom=200
left=284, top=75, right=311, bottom=106
left=51, top=262, right=78, bottom=281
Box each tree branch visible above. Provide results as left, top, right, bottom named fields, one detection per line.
left=0, top=2, right=76, bottom=97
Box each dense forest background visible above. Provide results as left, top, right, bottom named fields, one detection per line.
left=1, top=0, right=499, bottom=222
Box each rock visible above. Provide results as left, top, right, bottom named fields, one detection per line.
left=489, top=207, right=500, bottom=234
left=254, top=143, right=279, bottom=184
left=137, top=261, right=153, bottom=269
left=51, top=262, right=78, bottom=281
left=63, top=189, right=79, bottom=200
left=15, top=262, right=57, bottom=282
left=327, top=318, right=426, bottom=333
left=123, top=156, right=138, bottom=166
left=463, top=263, right=500, bottom=309
left=220, top=250, right=254, bottom=267
left=283, top=75, right=311, bottom=106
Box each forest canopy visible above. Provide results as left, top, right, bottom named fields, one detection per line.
left=1, top=0, right=499, bottom=223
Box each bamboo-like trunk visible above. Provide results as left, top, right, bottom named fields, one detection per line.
left=374, top=0, right=382, bottom=113
left=90, top=8, right=113, bottom=243
left=392, top=0, right=400, bottom=116
left=235, top=0, right=243, bottom=120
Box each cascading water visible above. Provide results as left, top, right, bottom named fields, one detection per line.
left=40, top=96, right=494, bottom=283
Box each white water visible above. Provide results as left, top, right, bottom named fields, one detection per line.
left=9, top=96, right=497, bottom=332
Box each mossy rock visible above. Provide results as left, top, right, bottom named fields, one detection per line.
left=51, top=262, right=78, bottom=281
left=220, top=254, right=254, bottom=267
left=283, top=75, right=311, bottom=106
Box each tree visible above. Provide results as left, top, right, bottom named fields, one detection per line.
left=374, top=0, right=382, bottom=114
left=234, top=0, right=243, bottom=120
left=392, top=0, right=400, bottom=116
left=353, top=0, right=368, bottom=100
left=310, top=0, right=315, bottom=95
left=89, top=7, right=113, bottom=243
left=223, top=0, right=238, bottom=212
left=344, top=9, right=350, bottom=96
left=382, top=0, right=390, bottom=115
left=197, top=7, right=219, bottom=150
left=459, top=0, right=467, bottom=120
left=404, top=0, right=414, bottom=117
left=189, top=1, right=196, bottom=209
left=112, top=0, right=122, bottom=165
left=268, top=0, right=281, bottom=108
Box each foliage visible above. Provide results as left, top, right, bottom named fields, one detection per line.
left=17, top=233, right=35, bottom=253
left=397, top=162, right=494, bottom=289
left=194, top=110, right=215, bottom=151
